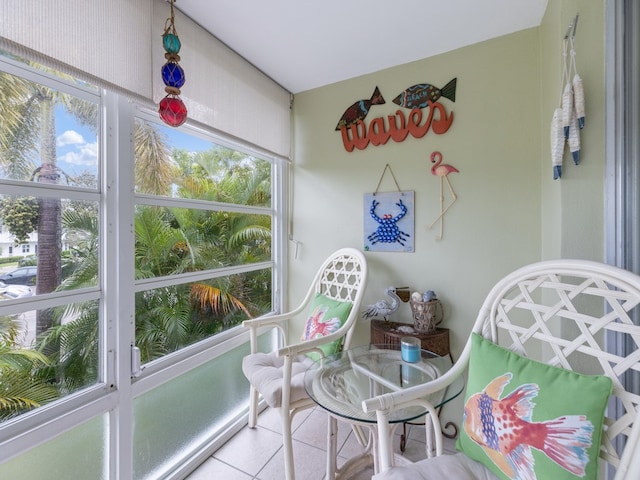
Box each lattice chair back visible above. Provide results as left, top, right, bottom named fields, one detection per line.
left=474, top=260, right=640, bottom=479
left=310, top=248, right=368, bottom=352
left=364, top=259, right=640, bottom=480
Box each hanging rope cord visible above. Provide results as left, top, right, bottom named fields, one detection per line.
left=373, top=164, right=403, bottom=196
left=559, top=30, right=580, bottom=104
left=559, top=38, right=570, bottom=106
left=569, top=37, right=578, bottom=82
left=163, top=0, right=178, bottom=37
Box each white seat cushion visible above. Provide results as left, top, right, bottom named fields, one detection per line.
left=242, top=352, right=316, bottom=408
left=372, top=453, right=499, bottom=480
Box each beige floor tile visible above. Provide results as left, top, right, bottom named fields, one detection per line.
left=337, top=428, right=369, bottom=460
left=189, top=405, right=453, bottom=479
left=213, top=425, right=283, bottom=477
left=293, top=408, right=352, bottom=451
left=255, top=405, right=314, bottom=434
left=256, top=439, right=327, bottom=480
left=185, top=457, right=252, bottom=479
left=343, top=465, right=375, bottom=480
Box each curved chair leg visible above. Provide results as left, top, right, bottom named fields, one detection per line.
left=352, top=424, right=368, bottom=446
left=248, top=385, right=259, bottom=428
left=282, top=408, right=295, bottom=480
left=327, top=415, right=338, bottom=477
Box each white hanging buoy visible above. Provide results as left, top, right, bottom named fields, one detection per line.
left=561, top=83, right=573, bottom=140
left=551, top=107, right=564, bottom=179
left=573, top=73, right=585, bottom=129
left=568, top=110, right=580, bottom=165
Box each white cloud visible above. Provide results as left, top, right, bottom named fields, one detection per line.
left=59, top=141, right=98, bottom=166
left=56, top=130, right=85, bottom=147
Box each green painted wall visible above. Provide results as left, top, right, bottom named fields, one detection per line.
left=291, top=0, right=605, bottom=424
left=539, top=0, right=606, bottom=261
left=291, top=0, right=605, bottom=349
left=292, top=28, right=543, bottom=355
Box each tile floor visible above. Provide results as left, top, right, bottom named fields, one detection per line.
left=186, top=406, right=457, bottom=479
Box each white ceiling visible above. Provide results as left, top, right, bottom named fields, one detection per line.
left=176, top=0, right=548, bottom=94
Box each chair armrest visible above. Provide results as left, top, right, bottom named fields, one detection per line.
left=362, top=361, right=466, bottom=413
left=276, top=321, right=354, bottom=358
left=241, top=306, right=305, bottom=330
left=242, top=305, right=311, bottom=354
left=276, top=333, right=332, bottom=358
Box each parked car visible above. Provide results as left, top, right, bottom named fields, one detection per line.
left=0, top=266, right=37, bottom=285
left=0, top=281, right=33, bottom=299
left=18, top=255, right=37, bottom=267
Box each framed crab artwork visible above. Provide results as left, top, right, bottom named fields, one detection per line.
left=363, top=191, right=415, bottom=253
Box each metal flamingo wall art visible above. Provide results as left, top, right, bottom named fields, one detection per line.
left=428, top=151, right=459, bottom=240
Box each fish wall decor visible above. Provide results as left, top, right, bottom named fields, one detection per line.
left=392, top=78, right=457, bottom=109
left=335, top=80, right=457, bottom=152
left=335, top=87, right=385, bottom=131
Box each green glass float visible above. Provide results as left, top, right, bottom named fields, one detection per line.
left=163, top=33, right=181, bottom=54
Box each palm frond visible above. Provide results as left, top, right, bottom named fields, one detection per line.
left=190, top=283, right=250, bottom=317
left=0, top=369, right=58, bottom=420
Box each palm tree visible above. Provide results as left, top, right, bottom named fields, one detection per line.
left=0, top=66, right=99, bottom=414
left=134, top=119, right=177, bottom=196
left=0, top=68, right=98, bottom=336
left=133, top=205, right=254, bottom=361
left=0, top=316, right=57, bottom=420
left=21, top=118, right=273, bottom=383
left=172, top=150, right=273, bottom=324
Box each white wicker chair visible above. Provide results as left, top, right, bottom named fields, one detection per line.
left=363, top=259, right=640, bottom=480
left=242, top=248, right=368, bottom=480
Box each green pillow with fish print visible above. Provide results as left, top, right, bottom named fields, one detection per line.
left=300, top=293, right=353, bottom=362
left=456, top=333, right=612, bottom=480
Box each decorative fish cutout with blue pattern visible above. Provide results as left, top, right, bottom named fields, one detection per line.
left=392, top=78, right=457, bottom=109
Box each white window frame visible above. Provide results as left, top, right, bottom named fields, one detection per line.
left=605, top=1, right=640, bottom=472
left=0, top=55, right=288, bottom=480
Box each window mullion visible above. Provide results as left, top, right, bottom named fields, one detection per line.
left=103, top=92, right=137, bottom=480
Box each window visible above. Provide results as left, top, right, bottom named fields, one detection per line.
left=0, top=55, right=103, bottom=423
left=0, top=50, right=285, bottom=478
left=132, top=112, right=277, bottom=364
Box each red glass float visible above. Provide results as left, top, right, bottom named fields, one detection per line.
left=159, top=95, right=187, bottom=127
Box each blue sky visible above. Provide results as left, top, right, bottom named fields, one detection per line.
left=54, top=107, right=213, bottom=179
left=55, top=108, right=98, bottom=178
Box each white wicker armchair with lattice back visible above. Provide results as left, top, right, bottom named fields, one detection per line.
left=363, top=259, right=640, bottom=480
left=241, top=248, right=368, bottom=480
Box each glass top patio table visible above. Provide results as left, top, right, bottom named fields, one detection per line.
left=303, top=344, right=464, bottom=424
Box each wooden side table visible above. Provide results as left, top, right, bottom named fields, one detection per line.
left=370, top=319, right=451, bottom=359
left=369, top=319, right=457, bottom=449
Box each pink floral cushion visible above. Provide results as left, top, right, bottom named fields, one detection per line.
left=301, top=293, right=352, bottom=361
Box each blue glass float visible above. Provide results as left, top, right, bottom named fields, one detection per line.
left=161, top=62, right=186, bottom=89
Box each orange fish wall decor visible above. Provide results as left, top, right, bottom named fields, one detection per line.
left=335, top=80, right=457, bottom=152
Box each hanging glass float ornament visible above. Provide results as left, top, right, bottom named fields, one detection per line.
left=159, top=0, right=187, bottom=127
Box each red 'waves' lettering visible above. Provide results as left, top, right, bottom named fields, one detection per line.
left=339, top=101, right=454, bottom=152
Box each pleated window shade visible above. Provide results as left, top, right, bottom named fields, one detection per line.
left=0, top=0, right=291, bottom=158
